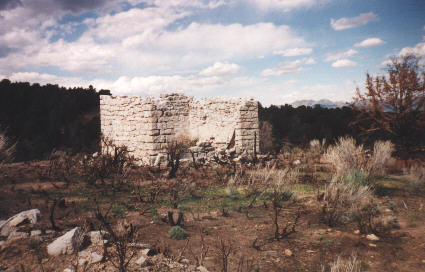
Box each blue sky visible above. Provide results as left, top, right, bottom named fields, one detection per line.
left=0, top=0, right=424, bottom=105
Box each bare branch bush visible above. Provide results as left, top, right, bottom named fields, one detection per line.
left=94, top=200, right=139, bottom=272
left=164, top=178, right=191, bottom=226
left=82, top=136, right=134, bottom=187
left=166, top=134, right=192, bottom=178
left=215, top=237, right=234, bottom=272
left=133, top=179, right=163, bottom=215
left=47, top=150, right=79, bottom=187
left=188, top=227, right=210, bottom=267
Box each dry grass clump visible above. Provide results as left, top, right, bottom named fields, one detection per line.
left=322, top=177, right=399, bottom=233
left=368, top=140, right=395, bottom=175
left=322, top=179, right=372, bottom=227
left=0, top=131, right=15, bottom=163
left=405, top=164, right=425, bottom=184
left=248, top=166, right=299, bottom=185
left=324, top=137, right=393, bottom=177
left=328, top=254, right=362, bottom=272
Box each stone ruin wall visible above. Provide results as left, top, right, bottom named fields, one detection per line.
left=100, top=93, right=259, bottom=165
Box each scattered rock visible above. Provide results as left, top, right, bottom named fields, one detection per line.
left=384, top=208, right=392, bottom=213
left=366, top=234, right=380, bottom=241
left=284, top=249, right=293, bottom=257
left=368, top=243, right=377, bottom=248
left=90, top=252, right=103, bottom=264
left=31, top=230, right=42, bottom=237
left=135, top=256, right=147, bottom=266
left=47, top=227, right=83, bottom=256
left=0, top=209, right=40, bottom=237
left=63, top=268, right=75, bottom=272
left=7, top=231, right=29, bottom=241
left=141, top=248, right=158, bottom=256
left=293, top=159, right=301, bottom=165
left=180, top=258, right=190, bottom=264
left=78, top=250, right=102, bottom=265
left=197, top=265, right=209, bottom=272
left=89, top=231, right=103, bottom=245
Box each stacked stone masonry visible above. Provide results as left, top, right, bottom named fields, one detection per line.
left=100, top=93, right=260, bottom=165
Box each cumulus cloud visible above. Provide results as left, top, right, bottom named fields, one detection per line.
left=261, top=58, right=315, bottom=76
left=325, top=49, right=357, bottom=62
left=249, top=0, right=329, bottom=12
left=331, top=59, right=356, bottom=68
left=330, top=12, right=378, bottom=31
left=199, top=62, right=241, bottom=76
left=1, top=16, right=307, bottom=75
left=354, top=37, right=385, bottom=48
left=6, top=72, right=87, bottom=87
left=273, top=47, right=313, bottom=57
left=399, top=41, right=425, bottom=57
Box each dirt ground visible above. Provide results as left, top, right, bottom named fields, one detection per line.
left=0, top=159, right=424, bottom=272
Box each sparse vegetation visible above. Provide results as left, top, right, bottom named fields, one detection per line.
left=168, top=226, right=187, bottom=240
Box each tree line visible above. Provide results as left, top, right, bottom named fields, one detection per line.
left=0, top=79, right=109, bottom=161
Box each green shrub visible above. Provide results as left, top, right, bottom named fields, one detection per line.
left=343, top=169, right=370, bottom=187
left=112, top=205, right=127, bottom=218
left=168, top=226, right=187, bottom=240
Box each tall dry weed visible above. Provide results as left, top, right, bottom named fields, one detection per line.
left=368, top=141, right=394, bottom=175
left=329, top=254, right=362, bottom=272
left=324, top=137, right=393, bottom=178
left=324, top=137, right=367, bottom=176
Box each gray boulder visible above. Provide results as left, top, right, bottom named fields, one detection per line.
left=0, top=209, right=40, bottom=237
left=47, top=227, right=83, bottom=256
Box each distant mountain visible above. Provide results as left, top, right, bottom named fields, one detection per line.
left=290, top=99, right=348, bottom=109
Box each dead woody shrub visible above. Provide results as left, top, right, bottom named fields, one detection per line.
left=82, top=136, right=134, bottom=186
left=94, top=201, right=139, bottom=272
left=166, top=134, right=192, bottom=178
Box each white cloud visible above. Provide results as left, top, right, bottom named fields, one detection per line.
left=331, top=59, right=356, bottom=68
left=1, top=17, right=307, bottom=75
left=6, top=72, right=88, bottom=87
left=249, top=0, right=328, bottom=12
left=199, top=62, right=241, bottom=76
left=354, top=37, right=385, bottom=48
left=261, top=58, right=315, bottom=76
left=330, top=12, right=378, bottom=31
left=128, top=0, right=229, bottom=9
left=399, top=41, right=425, bottom=57
left=325, top=49, right=357, bottom=62
left=273, top=47, right=313, bottom=57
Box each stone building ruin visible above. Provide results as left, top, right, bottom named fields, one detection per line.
left=99, top=93, right=260, bottom=165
